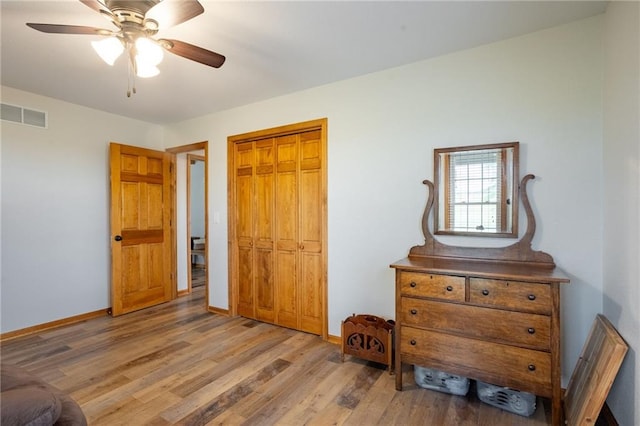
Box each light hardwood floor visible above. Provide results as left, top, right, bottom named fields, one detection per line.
left=0, top=287, right=553, bottom=425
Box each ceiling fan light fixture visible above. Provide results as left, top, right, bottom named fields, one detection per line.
left=91, top=36, right=124, bottom=66
left=135, top=37, right=164, bottom=66
left=135, top=60, right=160, bottom=78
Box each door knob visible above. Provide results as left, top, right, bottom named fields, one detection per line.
left=114, top=235, right=123, bottom=241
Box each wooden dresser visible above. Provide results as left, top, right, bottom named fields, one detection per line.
left=391, top=176, right=570, bottom=425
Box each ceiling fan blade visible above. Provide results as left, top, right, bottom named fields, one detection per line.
left=160, top=39, right=226, bottom=68
left=146, top=0, right=204, bottom=29
left=79, top=0, right=106, bottom=14
left=79, top=0, right=118, bottom=25
left=26, top=23, right=115, bottom=36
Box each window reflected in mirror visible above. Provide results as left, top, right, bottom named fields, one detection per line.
left=434, top=142, right=519, bottom=238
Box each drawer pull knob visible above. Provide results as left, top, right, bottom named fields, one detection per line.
left=446, top=285, right=453, bottom=292
left=410, top=339, right=417, bottom=346
left=482, top=289, right=489, bottom=296
left=410, top=309, right=417, bottom=315
left=410, top=282, right=417, bottom=288
left=528, top=364, right=536, bottom=371
left=528, top=294, right=536, bottom=301
left=528, top=328, right=536, bottom=334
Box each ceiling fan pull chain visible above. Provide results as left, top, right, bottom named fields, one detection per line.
left=126, top=49, right=132, bottom=97
left=126, top=43, right=137, bottom=98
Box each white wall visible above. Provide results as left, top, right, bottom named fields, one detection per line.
left=1, top=86, right=162, bottom=332
left=165, top=16, right=604, bottom=385
left=602, top=2, right=640, bottom=425
left=190, top=159, right=205, bottom=239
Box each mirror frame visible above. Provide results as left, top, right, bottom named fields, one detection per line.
left=433, top=141, right=519, bottom=238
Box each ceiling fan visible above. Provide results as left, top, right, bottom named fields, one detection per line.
left=26, top=0, right=225, bottom=96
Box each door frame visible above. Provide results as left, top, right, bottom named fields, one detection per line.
left=227, top=118, right=328, bottom=340
left=166, top=142, right=209, bottom=305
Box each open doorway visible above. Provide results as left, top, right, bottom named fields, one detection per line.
left=166, top=142, right=208, bottom=304
left=188, top=154, right=206, bottom=291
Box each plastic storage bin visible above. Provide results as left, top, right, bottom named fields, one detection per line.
left=414, top=365, right=470, bottom=396
left=476, top=381, right=536, bottom=417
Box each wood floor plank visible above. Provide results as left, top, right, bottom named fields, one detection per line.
left=203, top=408, right=248, bottom=425
left=238, top=346, right=338, bottom=424
left=274, top=358, right=368, bottom=424
left=0, top=287, right=553, bottom=426
left=90, top=391, right=182, bottom=426
left=175, top=358, right=291, bottom=425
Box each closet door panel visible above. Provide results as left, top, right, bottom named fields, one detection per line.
left=255, top=139, right=275, bottom=321
left=300, top=251, right=322, bottom=334
left=255, top=248, right=275, bottom=322
left=300, top=130, right=322, bottom=169
left=275, top=135, right=299, bottom=328
left=275, top=136, right=298, bottom=251
left=299, top=130, right=322, bottom=251
left=299, top=131, right=323, bottom=333
left=298, top=167, right=323, bottom=333
left=276, top=250, right=298, bottom=329
left=300, top=169, right=322, bottom=252
left=235, top=142, right=255, bottom=317
left=237, top=246, right=254, bottom=317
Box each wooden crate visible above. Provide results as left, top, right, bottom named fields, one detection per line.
left=341, top=314, right=394, bottom=374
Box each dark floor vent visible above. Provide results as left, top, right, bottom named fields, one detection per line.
left=1, top=103, right=47, bottom=128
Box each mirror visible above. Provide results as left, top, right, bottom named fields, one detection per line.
left=434, top=142, right=519, bottom=238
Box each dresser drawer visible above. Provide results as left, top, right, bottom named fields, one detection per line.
left=400, top=298, right=550, bottom=350
left=400, top=327, right=552, bottom=395
left=469, top=278, right=551, bottom=314
left=398, top=271, right=465, bottom=301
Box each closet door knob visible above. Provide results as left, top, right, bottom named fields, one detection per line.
left=114, top=235, right=122, bottom=241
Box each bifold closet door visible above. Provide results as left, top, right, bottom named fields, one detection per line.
left=231, top=121, right=325, bottom=337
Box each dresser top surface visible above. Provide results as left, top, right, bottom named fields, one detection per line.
left=391, top=256, right=570, bottom=283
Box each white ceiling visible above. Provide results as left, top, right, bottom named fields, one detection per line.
left=1, top=1, right=607, bottom=124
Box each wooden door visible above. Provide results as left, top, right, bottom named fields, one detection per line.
left=110, top=143, right=173, bottom=316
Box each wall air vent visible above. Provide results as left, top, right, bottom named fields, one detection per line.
left=1, top=103, right=48, bottom=128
